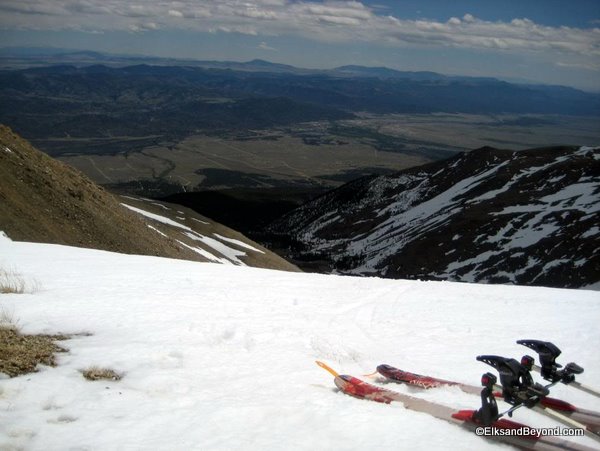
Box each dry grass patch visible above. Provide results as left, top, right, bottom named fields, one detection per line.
left=0, top=307, right=19, bottom=330
left=0, top=268, right=40, bottom=294
left=81, top=366, right=122, bottom=381
left=0, top=327, right=69, bottom=377
left=0, top=268, right=26, bottom=294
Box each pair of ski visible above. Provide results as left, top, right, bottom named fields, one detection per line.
left=317, top=361, right=600, bottom=450
left=375, top=364, right=600, bottom=435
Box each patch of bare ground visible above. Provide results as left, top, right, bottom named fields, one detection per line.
left=0, top=327, right=69, bottom=377
left=81, top=366, right=122, bottom=381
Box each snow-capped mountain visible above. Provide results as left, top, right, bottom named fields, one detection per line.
left=1, top=234, right=599, bottom=450
left=269, top=146, right=600, bottom=288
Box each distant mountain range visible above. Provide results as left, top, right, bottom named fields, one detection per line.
left=0, top=47, right=587, bottom=88
left=268, top=145, right=600, bottom=289
left=1, top=55, right=599, bottom=157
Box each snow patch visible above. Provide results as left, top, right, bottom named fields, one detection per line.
left=213, top=234, right=264, bottom=254
left=540, top=259, right=570, bottom=273
left=151, top=202, right=171, bottom=211
left=351, top=161, right=511, bottom=270
left=184, top=232, right=247, bottom=265
left=175, top=239, right=231, bottom=264
left=577, top=146, right=600, bottom=160
left=147, top=224, right=168, bottom=238
left=581, top=227, right=600, bottom=239
left=121, top=203, right=193, bottom=232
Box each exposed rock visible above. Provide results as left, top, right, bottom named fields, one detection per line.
left=270, top=146, right=600, bottom=288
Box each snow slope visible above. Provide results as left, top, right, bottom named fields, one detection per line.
left=1, top=234, right=600, bottom=450
left=270, top=146, right=600, bottom=288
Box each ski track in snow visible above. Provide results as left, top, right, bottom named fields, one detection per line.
left=1, top=235, right=599, bottom=450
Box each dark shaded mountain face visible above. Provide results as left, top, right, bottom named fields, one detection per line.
left=269, top=146, right=600, bottom=288
left=0, top=65, right=354, bottom=152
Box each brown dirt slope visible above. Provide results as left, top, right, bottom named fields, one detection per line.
left=119, top=196, right=301, bottom=271
left=0, top=125, right=299, bottom=271
left=0, top=124, right=204, bottom=259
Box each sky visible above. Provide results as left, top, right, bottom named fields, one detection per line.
left=0, top=0, right=599, bottom=91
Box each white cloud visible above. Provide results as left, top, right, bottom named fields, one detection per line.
left=0, top=0, right=66, bottom=16
left=129, top=21, right=159, bottom=33
left=168, top=10, right=183, bottom=18
left=317, top=15, right=362, bottom=26
left=258, top=41, right=277, bottom=51
left=0, top=0, right=598, bottom=64
left=301, top=2, right=372, bottom=21
left=236, top=8, right=278, bottom=20
left=556, top=61, right=600, bottom=71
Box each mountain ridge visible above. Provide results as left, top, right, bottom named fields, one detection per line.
left=0, top=125, right=299, bottom=271
left=268, top=145, right=600, bottom=288
left=1, top=47, right=595, bottom=93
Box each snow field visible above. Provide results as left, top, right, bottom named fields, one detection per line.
left=1, top=235, right=599, bottom=450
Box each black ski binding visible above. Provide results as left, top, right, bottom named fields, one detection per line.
left=520, top=355, right=535, bottom=370
left=477, top=355, right=549, bottom=410
left=517, top=339, right=583, bottom=384
left=473, top=372, right=499, bottom=426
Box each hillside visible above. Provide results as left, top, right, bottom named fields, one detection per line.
left=269, top=146, right=600, bottom=288
left=0, top=125, right=298, bottom=271
left=1, top=235, right=599, bottom=450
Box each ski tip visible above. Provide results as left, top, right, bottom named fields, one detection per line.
left=316, top=360, right=340, bottom=377
left=362, top=370, right=379, bottom=378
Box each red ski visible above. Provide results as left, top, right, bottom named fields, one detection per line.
left=376, top=364, right=600, bottom=437
left=376, top=364, right=473, bottom=390
left=317, top=361, right=596, bottom=451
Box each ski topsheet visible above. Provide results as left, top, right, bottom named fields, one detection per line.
left=375, top=364, right=600, bottom=438
left=316, top=361, right=597, bottom=451
left=376, top=364, right=480, bottom=392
